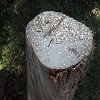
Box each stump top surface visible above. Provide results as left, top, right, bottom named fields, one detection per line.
left=26, top=11, right=93, bottom=69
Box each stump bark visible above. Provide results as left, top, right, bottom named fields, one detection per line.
left=26, top=11, right=93, bottom=100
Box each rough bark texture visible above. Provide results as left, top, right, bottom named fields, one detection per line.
left=27, top=40, right=87, bottom=100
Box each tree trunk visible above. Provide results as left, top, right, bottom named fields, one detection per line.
left=26, top=11, right=93, bottom=100
left=26, top=40, right=87, bottom=100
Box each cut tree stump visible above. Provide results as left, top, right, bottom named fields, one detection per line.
left=26, top=11, right=93, bottom=100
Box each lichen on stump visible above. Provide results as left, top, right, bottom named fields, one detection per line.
left=26, top=11, right=93, bottom=100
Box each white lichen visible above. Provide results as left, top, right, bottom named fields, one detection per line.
left=26, top=11, right=93, bottom=69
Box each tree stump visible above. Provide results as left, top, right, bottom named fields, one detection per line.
left=26, top=11, right=93, bottom=100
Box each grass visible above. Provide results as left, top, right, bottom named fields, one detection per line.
left=0, top=0, right=100, bottom=100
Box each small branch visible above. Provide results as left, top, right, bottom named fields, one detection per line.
left=43, top=15, right=66, bottom=39
left=48, top=39, right=53, bottom=47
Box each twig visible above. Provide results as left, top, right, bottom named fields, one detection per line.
left=48, top=39, right=53, bottom=47
left=43, top=15, right=66, bottom=38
